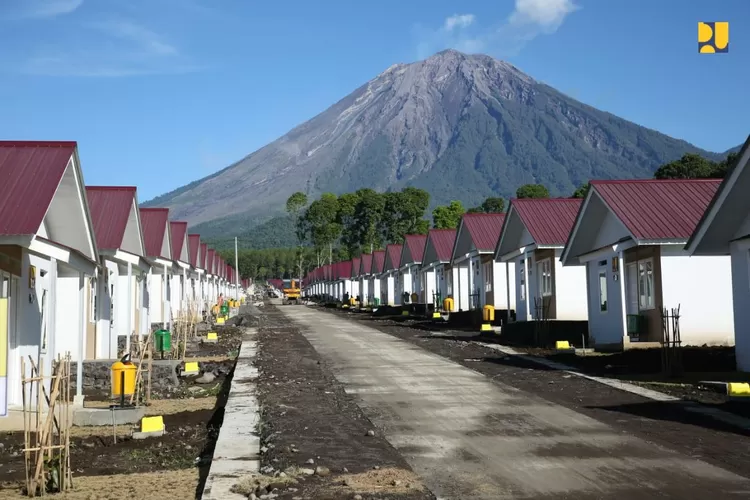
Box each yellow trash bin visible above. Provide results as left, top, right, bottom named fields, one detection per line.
left=443, top=297, right=454, bottom=312
left=111, top=360, right=138, bottom=398
left=483, top=305, right=495, bottom=322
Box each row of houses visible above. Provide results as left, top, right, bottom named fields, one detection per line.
left=304, top=137, right=750, bottom=370
left=0, top=141, right=249, bottom=417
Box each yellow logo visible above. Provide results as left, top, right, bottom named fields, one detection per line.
left=698, top=22, right=729, bottom=53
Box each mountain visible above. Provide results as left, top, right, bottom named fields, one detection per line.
left=145, top=49, right=731, bottom=241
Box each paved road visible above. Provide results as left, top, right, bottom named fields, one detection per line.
left=278, top=307, right=750, bottom=500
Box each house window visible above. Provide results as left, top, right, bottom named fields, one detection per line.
left=637, top=258, right=655, bottom=309
left=89, top=277, right=97, bottom=323
left=519, top=260, right=525, bottom=300
left=598, top=266, right=608, bottom=312
left=484, top=262, right=492, bottom=292
left=538, top=259, right=552, bottom=297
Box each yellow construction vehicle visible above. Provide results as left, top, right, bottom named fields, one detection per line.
left=282, top=279, right=301, bottom=305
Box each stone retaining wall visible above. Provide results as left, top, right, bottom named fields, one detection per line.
left=71, top=359, right=181, bottom=391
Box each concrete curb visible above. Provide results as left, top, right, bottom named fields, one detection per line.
left=481, top=343, right=750, bottom=432
left=201, top=328, right=260, bottom=500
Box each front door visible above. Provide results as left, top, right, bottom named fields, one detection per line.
left=625, top=263, right=638, bottom=315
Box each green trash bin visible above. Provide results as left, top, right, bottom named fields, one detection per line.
left=154, top=329, right=172, bottom=353
left=374, top=298, right=381, bottom=306
left=220, top=304, right=229, bottom=316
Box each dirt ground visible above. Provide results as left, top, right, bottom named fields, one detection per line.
left=252, top=304, right=434, bottom=500
left=0, top=320, right=241, bottom=500
left=323, top=308, right=750, bottom=481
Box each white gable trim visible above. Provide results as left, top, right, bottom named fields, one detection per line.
left=69, top=152, right=98, bottom=261
left=687, top=142, right=750, bottom=254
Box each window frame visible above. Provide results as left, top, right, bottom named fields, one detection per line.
left=598, top=263, right=608, bottom=313
left=484, top=262, right=492, bottom=292
left=637, top=258, right=655, bottom=310
left=538, top=258, right=552, bottom=297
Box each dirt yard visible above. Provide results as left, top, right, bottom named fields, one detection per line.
left=322, top=307, right=750, bottom=481
left=0, top=319, right=245, bottom=499
left=250, top=304, right=434, bottom=500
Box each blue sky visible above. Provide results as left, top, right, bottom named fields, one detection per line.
left=0, top=0, right=747, bottom=201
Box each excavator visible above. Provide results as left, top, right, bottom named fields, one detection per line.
left=281, top=278, right=301, bottom=305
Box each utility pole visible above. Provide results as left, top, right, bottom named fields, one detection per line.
left=234, top=237, right=240, bottom=300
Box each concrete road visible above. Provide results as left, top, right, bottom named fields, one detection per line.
left=278, top=307, right=750, bottom=500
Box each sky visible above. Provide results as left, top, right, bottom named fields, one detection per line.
left=0, top=0, right=748, bottom=201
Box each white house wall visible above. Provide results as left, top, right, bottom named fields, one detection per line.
left=553, top=258, right=588, bottom=321
left=149, top=272, right=165, bottom=324
left=491, top=260, right=516, bottom=310
left=54, top=275, right=83, bottom=362
left=422, top=268, right=435, bottom=305
left=730, top=239, right=750, bottom=371
left=660, top=254, right=734, bottom=346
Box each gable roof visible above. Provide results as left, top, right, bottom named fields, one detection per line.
left=686, top=135, right=750, bottom=255
left=0, top=141, right=77, bottom=236
left=463, top=213, right=506, bottom=252
left=383, top=245, right=402, bottom=272
left=423, top=229, right=457, bottom=265
left=352, top=257, right=361, bottom=278
left=200, top=243, right=208, bottom=269
left=360, top=253, right=372, bottom=275
left=86, top=186, right=140, bottom=252
left=170, top=221, right=189, bottom=262
left=188, top=234, right=201, bottom=267
left=206, top=249, right=216, bottom=273
left=400, top=234, right=427, bottom=267
left=338, top=260, right=352, bottom=279
left=372, top=250, right=386, bottom=274
left=496, top=198, right=582, bottom=257
left=140, top=208, right=172, bottom=259
left=592, top=179, right=720, bottom=241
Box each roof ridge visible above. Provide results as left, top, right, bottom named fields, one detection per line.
left=87, top=185, right=137, bottom=191
left=592, top=178, right=722, bottom=185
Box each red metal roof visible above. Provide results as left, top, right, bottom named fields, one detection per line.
left=372, top=250, right=386, bottom=273
left=170, top=221, right=188, bottom=262
left=0, top=141, right=77, bottom=236
left=206, top=249, right=216, bottom=273
left=352, top=257, right=361, bottom=277
left=200, top=243, right=208, bottom=269
left=403, top=234, right=427, bottom=264
left=428, top=229, right=457, bottom=262
left=360, top=253, right=372, bottom=274
left=188, top=234, right=200, bottom=267
left=384, top=244, right=403, bottom=272
left=140, top=208, right=170, bottom=258
left=338, top=260, right=352, bottom=279
left=85, top=186, right=136, bottom=251
left=511, top=198, right=582, bottom=246
left=592, top=179, right=721, bottom=241
left=462, top=213, right=506, bottom=252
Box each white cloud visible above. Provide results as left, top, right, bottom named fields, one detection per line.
left=4, top=0, right=83, bottom=19
left=416, top=0, right=579, bottom=59
left=508, top=0, right=579, bottom=32
left=444, top=14, right=475, bottom=32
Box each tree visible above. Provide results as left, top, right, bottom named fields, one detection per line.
left=432, top=200, right=465, bottom=229
left=285, top=192, right=309, bottom=245
left=351, top=188, right=385, bottom=254
left=379, top=187, right=430, bottom=244
left=303, top=193, right=340, bottom=266
left=654, top=153, right=716, bottom=179
left=469, top=197, right=505, bottom=213
left=572, top=182, right=590, bottom=198
left=516, top=184, right=550, bottom=199
left=337, top=192, right=359, bottom=257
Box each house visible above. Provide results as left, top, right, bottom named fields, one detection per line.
left=199, top=242, right=209, bottom=306
left=686, top=137, right=750, bottom=370
left=351, top=257, right=361, bottom=302
left=86, top=186, right=151, bottom=359
left=420, top=229, right=457, bottom=311
left=169, top=221, right=190, bottom=320
left=0, top=141, right=99, bottom=413
left=451, top=213, right=515, bottom=314
left=496, top=198, right=586, bottom=323
left=380, top=245, right=403, bottom=306
left=337, top=260, right=352, bottom=301
left=139, top=208, right=173, bottom=330
left=188, top=234, right=204, bottom=319
left=370, top=251, right=385, bottom=306
left=399, top=235, right=427, bottom=304
left=205, top=249, right=216, bottom=304
left=358, top=254, right=372, bottom=305
left=561, top=179, right=731, bottom=351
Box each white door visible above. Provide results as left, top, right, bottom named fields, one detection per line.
left=625, top=263, right=638, bottom=315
